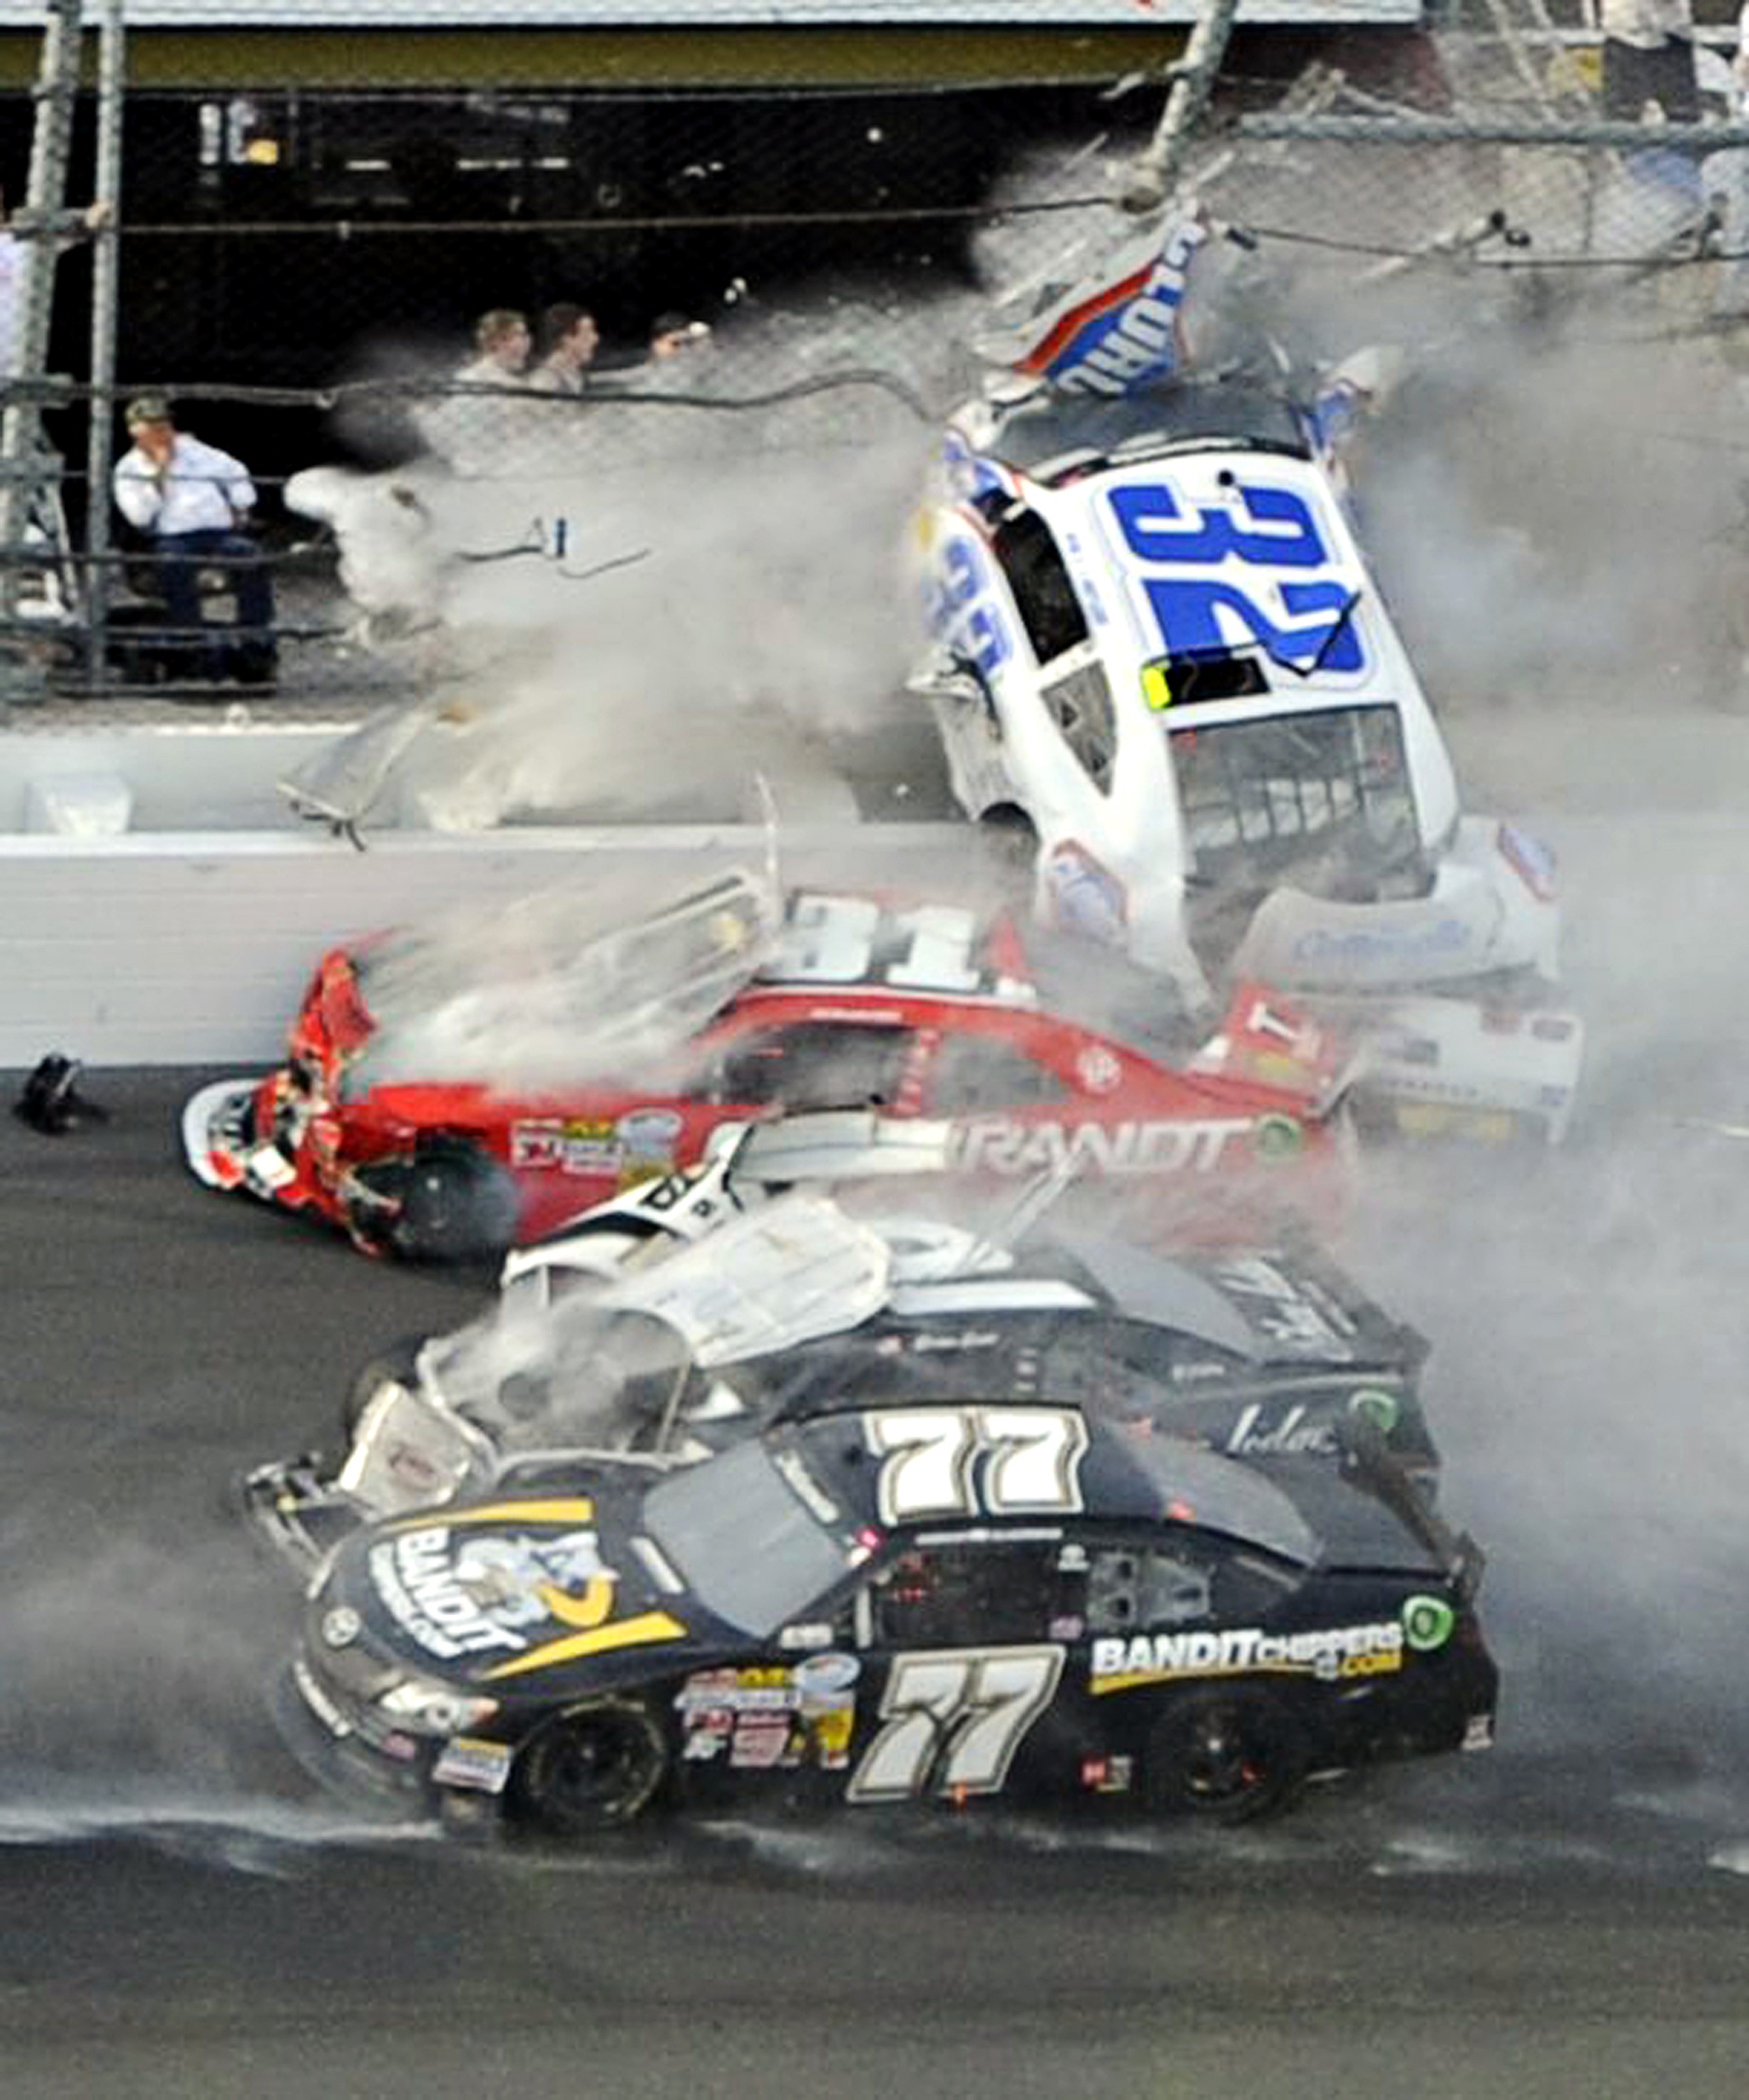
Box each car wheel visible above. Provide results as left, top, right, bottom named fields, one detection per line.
left=364, top=1139, right=520, bottom=1263
left=507, top=1699, right=669, bottom=1837
left=1145, top=1688, right=1309, bottom=1824
left=341, top=1334, right=426, bottom=1438
left=976, top=805, right=1038, bottom=885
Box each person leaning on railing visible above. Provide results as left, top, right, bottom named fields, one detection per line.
left=110, top=394, right=277, bottom=685
left=529, top=303, right=600, bottom=396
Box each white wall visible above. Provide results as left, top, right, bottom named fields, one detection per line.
left=0, top=823, right=967, bottom=1065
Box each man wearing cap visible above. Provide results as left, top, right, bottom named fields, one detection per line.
left=648, top=310, right=710, bottom=362
left=112, top=396, right=276, bottom=683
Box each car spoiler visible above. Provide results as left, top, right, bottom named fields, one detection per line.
left=1338, top=1413, right=1485, bottom=1603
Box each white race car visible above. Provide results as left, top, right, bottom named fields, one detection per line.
left=909, top=245, right=1580, bottom=1142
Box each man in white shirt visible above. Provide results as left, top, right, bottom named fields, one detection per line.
left=418, top=307, right=532, bottom=472
left=1599, top=0, right=1699, bottom=122
left=112, top=395, right=276, bottom=682
left=453, top=307, right=531, bottom=389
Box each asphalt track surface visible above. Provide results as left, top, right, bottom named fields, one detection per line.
left=8, top=718, right=1749, bottom=2096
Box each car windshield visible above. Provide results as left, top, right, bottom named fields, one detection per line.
left=1169, top=704, right=1421, bottom=892
left=643, top=1437, right=852, bottom=1638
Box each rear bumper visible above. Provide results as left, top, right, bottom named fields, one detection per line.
left=1325, top=1648, right=1499, bottom=1772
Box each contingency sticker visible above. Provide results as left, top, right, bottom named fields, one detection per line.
left=1089, top=1622, right=1404, bottom=1694
left=432, top=1736, right=513, bottom=1796
left=675, top=1659, right=859, bottom=1772
left=508, top=1108, right=684, bottom=1181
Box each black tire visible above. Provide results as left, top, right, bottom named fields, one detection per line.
left=976, top=805, right=1039, bottom=885
left=341, top=1334, right=427, bottom=1438
left=1145, top=1688, right=1309, bottom=1825
left=506, top=1699, right=669, bottom=1838
left=355, top=1138, right=520, bottom=1263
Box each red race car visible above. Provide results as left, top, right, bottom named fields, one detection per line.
left=181, top=871, right=1353, bottom=1261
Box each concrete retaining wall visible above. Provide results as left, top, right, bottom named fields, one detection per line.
left=0, top=823, right=969, bottom=1065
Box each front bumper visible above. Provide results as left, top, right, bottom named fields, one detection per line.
left=181, top=1076, right=311, bottom=1198
left=242, top=1458, right=369, bottom=1577
left=271, top=1658, right=436, bottom=1819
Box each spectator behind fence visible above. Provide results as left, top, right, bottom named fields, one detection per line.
left=648, top=310, right=711, bottom=363
left=455, top=308, right=531, bottom=387
left=1599, top=0, right=1699, bottom=123
left=419, top=307, right=533, bottom=472
left=530, top=304, right=601, bottom=395
left=111, top=395, right=277, bottom=684
left=0, top=187, right=111, bottom=379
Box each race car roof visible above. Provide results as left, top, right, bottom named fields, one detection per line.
left=790, top=1405, right=1323, bottom=1563
left=985, top=378, right=1311, bottom=487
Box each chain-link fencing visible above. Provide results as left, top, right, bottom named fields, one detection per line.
left=6, top=2, right=1749, bottom=715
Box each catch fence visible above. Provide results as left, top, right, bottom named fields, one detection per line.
left=4, top=0, right=1748, bottom=709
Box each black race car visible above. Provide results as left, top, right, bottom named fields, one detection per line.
left=244, top=1183, right=1439, bottom=1573
left=281, top=1401, right=1494, bottom=1835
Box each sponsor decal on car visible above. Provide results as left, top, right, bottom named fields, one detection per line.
left=1212, top=1255, right=1349, bottom=1349
left=1089, top=1620, right=1405, bottom=1693
left=675, top=1661, right=858, bottom=1772
left=949, top=1116, right=1256, bottom=1177
left=1223, top=1404, right=1339, bottom=1459
left=432, top=1735, right=514, bottom=1796
left=1043, top=842, right=1128, bottom=951
left=1496, top=820, right=1557, bottom=903
left=369, top=1514, right=621, bottom=1662
left=1401, top=1595, right=1457, bottom=1653
left=1080, top=1754, right=1135, bottom=1795
left=294, top=1654, right=354, bottom=1739
left=1075, top=1042, right=1125, bottom=1096
left=511, top=1117, right=622, bottom=1175
left=616, top=1107, right=684, bottom=1176
left=1290, top=918, right=1475, bottom=970
left=1013, top=219, right=1207, bottom=397
left=509, top=1108, right=683, bottom=1182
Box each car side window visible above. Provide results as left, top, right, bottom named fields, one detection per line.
left=697, top=1022, right=917, bottom=1111
left=925, top=1032, right=1069, bottom=1116
left=865, top=1542, right=1072, bottom=1648
left=992, top=507, right=1089, bottom=663
left=1087, top=1544, right=1214, bottom=1635
left=1088, top=1536, right=1302, bottom=1631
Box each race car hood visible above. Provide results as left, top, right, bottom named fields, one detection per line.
left=319, top=1484, right=717, bottom=1694
left=338, top=869, right=779, bottom=1093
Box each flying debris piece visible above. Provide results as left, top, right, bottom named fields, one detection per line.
left=1674, top=1116, right=1749, bottom=1141
left=13, top=1054, right=109, bottom=1135
left=985, top=217, right=1212, bottom=397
